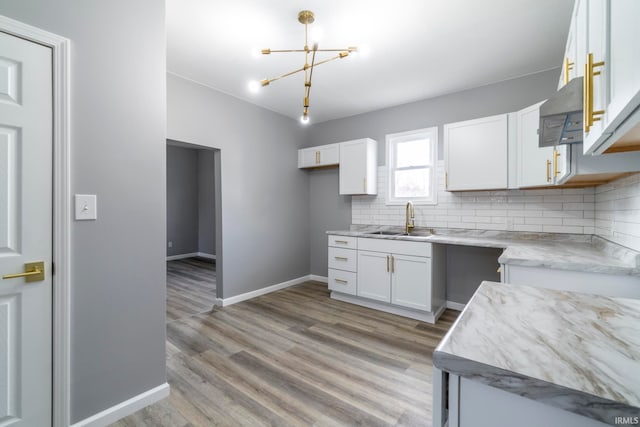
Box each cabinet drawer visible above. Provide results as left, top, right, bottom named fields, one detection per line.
left=328, top=235, right=357, bottom=249
left=357, top=237, right=431, bottom=257
left=328, top=247, right=357, bottom=272
left=328, top=269, right=357, bottom=295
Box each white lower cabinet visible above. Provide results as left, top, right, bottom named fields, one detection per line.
left=327, top=235, right=358, bottom=296
left=502, top=264, right=640, bottom=299
left=328, top=269, right=357, bottom=295
left=434, top=370, right=608, bottom=427
left=327, top=236, right=445, bottom=323
left=391, top=254, right=431, bottom=311
left=356, top=250, right=391, bottom=302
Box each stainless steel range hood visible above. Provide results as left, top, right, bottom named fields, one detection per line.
left=539, top=77, right=583, bottom=147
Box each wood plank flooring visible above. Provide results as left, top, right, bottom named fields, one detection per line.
left=113, top=262, right=458, bottom=427
left=166, top=258, right=217, bottom=322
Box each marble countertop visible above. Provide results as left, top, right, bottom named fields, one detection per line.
left=432, top=281, right=640, bottom=425
left=326, top=225, right=640, bottom=276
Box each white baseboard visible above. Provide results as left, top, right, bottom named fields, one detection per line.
left=216, top=274, right=323, bottom=307
left=446, top=300, right=466, bottom=311
left=71, top=383, right=169, bottom=427
left=196, top=252, right=216, bottom=260
left=167, top=252, right=216, bottom=261
left=309, top=274, right=328, bottom=283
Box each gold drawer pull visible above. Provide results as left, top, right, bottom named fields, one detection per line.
left=386, top=255, right=389, bottom=272
left=334, top=240, right=349, bottom=244
left=2, top=261, right=45, bottom=283
left=391, top=256, right=395, bottom=273
left=334, top=278, right=348, bottom=284
left=334, top=256, right=348, bottom=261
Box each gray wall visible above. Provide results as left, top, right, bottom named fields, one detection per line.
left=0, top=1, right=167, bottom=423
left=198, top=149, right=216, bottom=255
left=167, top=145, right=199, bottom=256
left=167, top=74, right=309, bottom=299
left=308, top=169, right=352, bottom=275
left=305, top=69, right=561, bottom=275
left=445, top=246, right=502, bottom=304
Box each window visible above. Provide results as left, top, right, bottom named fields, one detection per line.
left=386, top=127, right=437, bottom=205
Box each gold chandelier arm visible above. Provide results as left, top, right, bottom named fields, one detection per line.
left=262, top=65, right=307, bottom=86
left=262, top=47, right=357, bottom=54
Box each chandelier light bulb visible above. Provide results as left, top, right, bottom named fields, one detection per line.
left=250, top=47, right=262, bottom=58
left=248, top=80, right=260, bottom=93
left=300, top=114, right=310, bottom=124
left=310, top=27, right=324, bottom=43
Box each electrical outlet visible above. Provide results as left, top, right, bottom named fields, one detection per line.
left=168, top=241, right=173, bottom=248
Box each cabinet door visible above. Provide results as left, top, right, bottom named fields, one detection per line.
left=552, top=144, right=571, bottom=184
left=606, top=0, right=640, bottom=137
left=357, top=250, right=391, bottom=302
left=339, top=139, right=377, bottom=195
left=298, top=147, right=319, bottom=168
left=445, top=114, right=508, bottom=191
left=583, top=0, right=609, bottom=152
left=517, top=102, right=554, bottom=188
left=391, top=254, right=431, bottom=311
left=318, top=144, right=339, bottom=166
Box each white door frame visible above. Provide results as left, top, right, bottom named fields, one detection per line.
left=0, top=15, right=71, bottom=427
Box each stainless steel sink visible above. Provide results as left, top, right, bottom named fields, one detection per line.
left=367, top=231, right=409, bottom=236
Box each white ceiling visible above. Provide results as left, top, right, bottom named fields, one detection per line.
left=167, top=0, right=575, bottom=124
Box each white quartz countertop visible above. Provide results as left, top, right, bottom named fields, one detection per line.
left=326, top=226, right=640, bottom=276
left=433, top=281, right=640, bottom=425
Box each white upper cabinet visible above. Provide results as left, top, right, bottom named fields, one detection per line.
left=578, top=0, right=640, bottom=154
left=298, top=143, right=339, bottom=168
left=339, top=138, right=377, bottom=195
left=444, top=114, right=509, bottom=191
left=558, top=1, right=587, bottom=90
left=517, top=102, right=570, bottom=188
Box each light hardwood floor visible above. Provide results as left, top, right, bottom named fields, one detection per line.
left=113, top=260, right=458, bottom=427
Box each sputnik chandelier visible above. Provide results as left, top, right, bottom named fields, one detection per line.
left=249, top=10, right=358, bottom=124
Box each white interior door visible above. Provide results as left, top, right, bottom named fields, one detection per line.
left=0, top=31, right=53, bottom=427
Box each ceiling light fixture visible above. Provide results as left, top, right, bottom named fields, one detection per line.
left=250, top=10, right=358, bottom=124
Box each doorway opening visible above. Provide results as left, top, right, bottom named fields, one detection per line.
left=166, top=139, right=222, bottom=322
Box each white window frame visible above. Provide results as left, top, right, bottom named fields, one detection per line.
left=385, top=127, right=438, bottom=205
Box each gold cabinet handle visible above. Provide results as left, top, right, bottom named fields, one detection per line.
left=386, top=255, right=389, bottom=272
left=584, top=52, right=605, bottom=133
left=497, top=266, right=502, bottom=273
left=2, top=261, right=45, bottom=283
left=334, top=240, right=349, bottom=244
left=334, top=256, right=348, bottom=261
left=563, top=57, right=574, bottom=86
left=334, top=278, right=348, bottom=284
left=391, top=256, right=395, bottom=273
left=315, top=151, right=320, bottom=164
left=553, top=149, right=561, bottom=178
left=546, top=159, right=552, bottom=183
left=363, top=176, right=367, bottom=193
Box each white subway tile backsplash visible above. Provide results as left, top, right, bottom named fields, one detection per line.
left=352, top=162, right=608, bottom=236
left=595, top=173, right=640, bottom=251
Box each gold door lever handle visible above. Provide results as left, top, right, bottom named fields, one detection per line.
left=2, top=262, right=45, bottom=283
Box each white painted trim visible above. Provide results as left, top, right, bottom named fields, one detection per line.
left=0, top=15, right=72, bottom=427
left=196, top=252, right=216, bottom=260
left=309, top=274, right=328, bottom=283
left=216, top=275, right=313, bottom=307
left=166, top=252, right=217, bottom=261
left=446, top=301, right=466, bottom=311
left=71, top=383, right=169, bottom=427
left=166, top=252, right=198, bottom=261
left=331, top=292, right=446, bottom=324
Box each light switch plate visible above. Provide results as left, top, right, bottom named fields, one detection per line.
left=75, top=194, right=97, bottom=220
